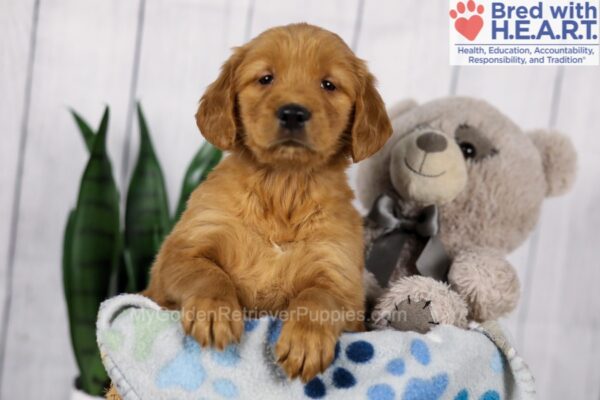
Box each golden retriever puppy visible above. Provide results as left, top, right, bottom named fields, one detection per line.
left=144, top=23, right=391, bottom=382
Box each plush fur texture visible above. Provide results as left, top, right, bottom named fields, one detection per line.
left=449, top=249, right=520, bottom=321
left=141, top=23, right=391, bottom=385
left=529, top=129, right=577, bottom=197
left=371, top=275, right=468, bottom=333
left=359, top=96, right=577, bottom=332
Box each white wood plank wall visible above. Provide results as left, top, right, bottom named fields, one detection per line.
left=0, top=1, right=598, bottom=398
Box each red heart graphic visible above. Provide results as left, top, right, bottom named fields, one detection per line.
left=454, top=15, right=483, bottom=41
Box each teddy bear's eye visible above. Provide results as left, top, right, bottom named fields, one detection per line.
left=455, top=125, right=498, bottom=161
left=460, top=142, right=477, bottom=159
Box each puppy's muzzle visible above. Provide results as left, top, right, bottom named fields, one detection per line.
left=277, top=103, right=311, bottom=131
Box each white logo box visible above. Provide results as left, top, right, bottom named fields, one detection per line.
left=449, top=0, right=600, bottom=65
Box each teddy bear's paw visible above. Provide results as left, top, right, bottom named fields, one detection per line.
left=449, top=251, right=520, bottom=321
left=371, top=276, right=469, bottom=333
left=388, top=297, right=437, bottom=334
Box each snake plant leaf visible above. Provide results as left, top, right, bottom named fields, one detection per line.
left=124, top=103, right=170, bottom=292
left=70, top=109, right=97, bottom=153
left=63, top=106, right=120, bottom=396
left=122, top=248, right=137, bottom=293
left=173, top=141, right=222, bottom=223
left=62, top=209, right=77, bottom=352
left=107, top=232, right=125, bottom=298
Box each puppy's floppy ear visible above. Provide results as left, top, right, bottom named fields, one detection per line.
left=196, top=48, right=245, bottom=150
left=529, top=129, right=577, bottom=197
left=350, top=72, right=393, bottom=163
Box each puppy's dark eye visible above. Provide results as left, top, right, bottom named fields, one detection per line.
left=321, top=80, right=336, bottom=91
left=459, top=142, right=477, bottom=159
left=258, top=74, right=273, bottom=85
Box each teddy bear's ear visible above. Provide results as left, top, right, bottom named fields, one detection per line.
left=529, top=130, right=577, bottom=197
left=387, top=99, right=418, bottom=121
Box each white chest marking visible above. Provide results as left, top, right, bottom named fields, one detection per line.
left=271, top=240, right=285, bottom=254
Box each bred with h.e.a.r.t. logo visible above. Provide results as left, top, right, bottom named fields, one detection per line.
left=449, top=0, right=600, bottom=65
left=450, top=1, right=485, bottom=41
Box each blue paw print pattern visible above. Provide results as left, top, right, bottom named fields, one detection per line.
left=479, top=390, right=500, bottom=400
left=303, top=339, right=373, bottom=397
left=410, top=339, right=431, bottom=366
left=211, top=345, right=240, bottom=367
left=212, top=378, right=239, bottom=398
left=386, top=358, right=406, bottom=376
left=304, top=377, right=327, bottom=399
left=454, top=389, right=469, bottom=400
left=490, top=349, right=503, bottom=374
left=156, top=336, right=205, bottom=391
left=346, top=340, right=375, bottom=363
left=244, top=319, right=259, bottom=332
left=332, top=367, right=356, bottom=389
left=403, top=373, right=448, bottom=400
left=367, top=383, right=395, bottom=400
left=267, top=318, right=282, bottom=345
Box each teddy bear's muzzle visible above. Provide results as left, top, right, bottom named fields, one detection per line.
left=390, top=129, right=468, bottom=205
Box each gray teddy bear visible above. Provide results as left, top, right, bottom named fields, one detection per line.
left=358, top=97, right=577, bottom=333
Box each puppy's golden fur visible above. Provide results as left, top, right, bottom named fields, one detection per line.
left=111, top=24, right=390, bottom=396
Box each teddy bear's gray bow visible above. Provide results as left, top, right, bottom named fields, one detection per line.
left=365, top=193, right=451, bottom=288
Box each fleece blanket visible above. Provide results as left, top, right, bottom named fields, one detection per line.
left=97, top=295, right=535, bottom=400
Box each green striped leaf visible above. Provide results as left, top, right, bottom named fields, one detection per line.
left=70, top=109, right=97, bottom=153
left=124, top=103, right=170, bottom=292
left=63, top=106, right=119, bottom=396
left=173, top=141, right=222, bottom=223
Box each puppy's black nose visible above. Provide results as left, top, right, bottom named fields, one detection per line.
left=417, top=132, right=448, bottom=153
left=277, top=104, right=311, bottom=131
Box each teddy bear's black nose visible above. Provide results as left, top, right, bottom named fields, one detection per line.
left=417, top=132, right=448, bottom=153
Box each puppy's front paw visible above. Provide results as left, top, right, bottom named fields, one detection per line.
left=275, top=319, right=337, bottom=382
left=181, top=295, right=244, bottom=350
